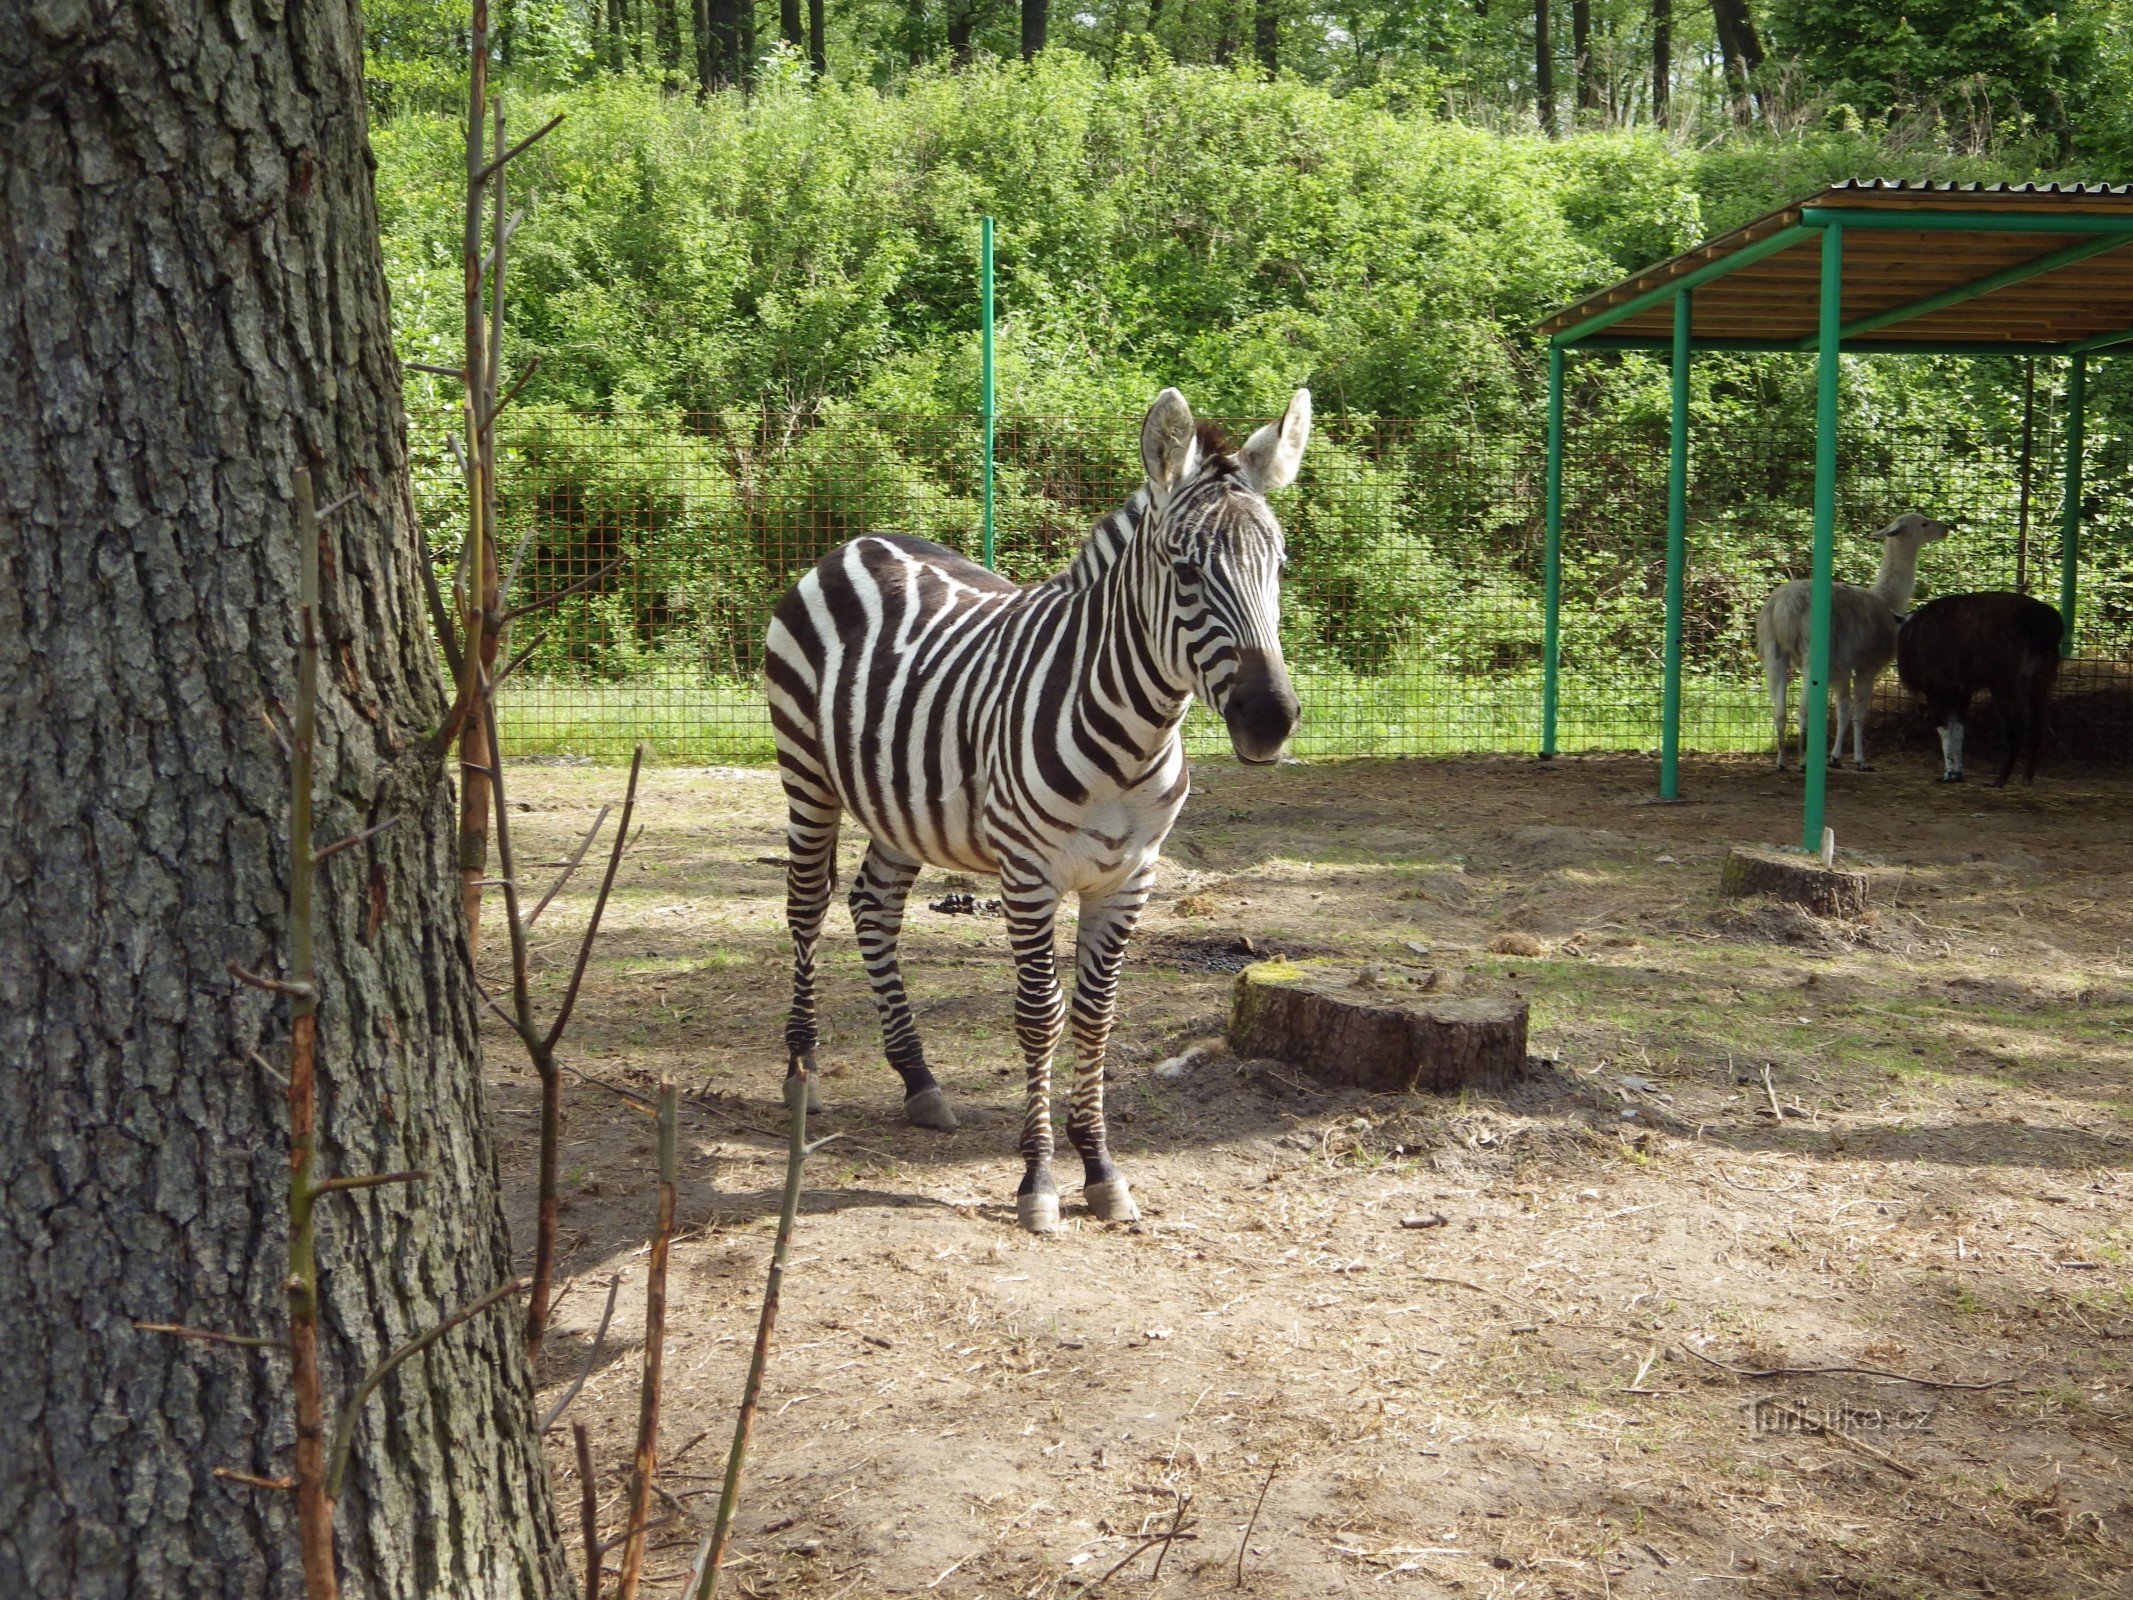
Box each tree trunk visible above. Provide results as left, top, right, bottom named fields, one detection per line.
left=0, top=5, right=564, bottom=1598
left=909, top=0, right=929, bottom=65
left=656, top=0, right=685, bottom=84
left=947, top=0, right=976, bottom=63
left=696, top=0, right=718, bottom=90
left=1709, top=0, right=1762, bottom=120
left=740, top=0, right=758, bottom=82
left=1571, top=0, right=1595, bottom=112
left=1023, top=0, right=1049, bottom=59
left=781, top=0, right=803, bottom=53
left=1535, top=0, right=1557, bottom=135
left=1253, top=0, right=1277, bottom=74
left=1651, top=0, right=1671, bottom=126
left=808, top=0, right=826, bottom=73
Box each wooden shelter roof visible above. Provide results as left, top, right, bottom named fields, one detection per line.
left=1537, top=181, right=2133, bottom=354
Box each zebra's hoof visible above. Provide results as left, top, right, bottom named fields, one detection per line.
left=1016, top=1191, right=1062, bottom=1233
left=1084, top=1180, right=1139, bottom=1223
left=903, top=1086, right=959, bottom=1131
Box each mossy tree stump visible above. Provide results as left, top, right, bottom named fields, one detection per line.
left=1720, top=846, right=1869, bottom=919
left=1229, top=960, right=1528, bottom=1093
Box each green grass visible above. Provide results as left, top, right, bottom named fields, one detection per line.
left=495, top=666, right=1778, bottom=764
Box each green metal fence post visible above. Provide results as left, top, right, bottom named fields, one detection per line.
left=1801, top=222, right=1843, bottom=855
left=981, top=216, right=996, bottom=572
left=2059, top=351, right=2086, bottom=656
left=1659, top=289, right=1691, bottom=800
left=1542, top=343, right=1564, bottom=758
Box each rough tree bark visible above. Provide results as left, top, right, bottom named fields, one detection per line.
left=0, top=5, right=565, bottom=1598
left=808, top=0, right=826, bottom=74
left=1024, top=0, right=1050, bottom=60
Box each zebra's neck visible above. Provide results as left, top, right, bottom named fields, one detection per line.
left=1057, top=487, right=1151, bottom=592
left=1061, top=499, right=1195, bottom=770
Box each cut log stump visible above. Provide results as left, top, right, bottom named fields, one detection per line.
left=1229, top=960, right=1528, bottom=1093
left=1719, top=846, right=1869, bottom=919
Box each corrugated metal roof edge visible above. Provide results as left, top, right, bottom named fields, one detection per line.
left=1536, top=181, right=2133, bottom=338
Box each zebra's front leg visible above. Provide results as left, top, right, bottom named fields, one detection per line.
left=1001, top=869, right=1066, bottom=1233
left=1069, top=866, right=1154, bottom=1223
left=849, top=842, right=958, bottom=1130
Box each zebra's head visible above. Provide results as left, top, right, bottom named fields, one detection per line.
left=1140, top=387, right=1309, bottom=765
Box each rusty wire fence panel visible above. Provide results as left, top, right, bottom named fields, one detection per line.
left=406, top=408, right=2133, bottom=765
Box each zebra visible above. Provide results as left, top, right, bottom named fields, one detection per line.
left=763, top=387, right=1308, bottom=1232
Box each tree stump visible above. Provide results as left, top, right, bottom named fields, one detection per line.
left=1229, top=960, right=1529, bottom=1093
left=1720, top=846, right=1869, bottom=919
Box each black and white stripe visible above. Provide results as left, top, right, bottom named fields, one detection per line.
left=763, top=388, right=1309, bottom=1231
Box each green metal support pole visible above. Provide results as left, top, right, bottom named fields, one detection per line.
left=981, top=215, right=996, bottom=571
left=1801, top=223, right=1843, bottom=855
left=2059, top=352, right=2086, bottom=656
left=1541, top=344, right=1564, bottom=758
left=1659, top=290, right=1691, bottom=800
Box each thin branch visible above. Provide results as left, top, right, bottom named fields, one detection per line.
left=485, top=630, right=549, bottom=698
left=577, top=1422, right=603, bottom=1600
left=245, top=1048, right=290, bottom=1088
left=312, top=816, right=402, bottom=867
left=135, top=1321, right=287, bottom=1352
left=260, top=705, right=292, bottom=758
left=1235, top=1464, right=1276, bottom=1587
left=1756, top=1399, right=1917, bottom=1479
left=479, top=206, right=529, bottom=279
left=286, top=465, right=335, bottom=1600
left=408, top=362, right=468, bottom=379
left=501, top=518, right=542, bottom=610
left=1149, top=1490, right=1192, bottom=1582
left=527, top=805, right=611, bottom=930
left=690, top=1070, right=811, bottom=1600
left=469, top=969, right=543, bottom=1051
left=617, top=1081, right=680, bottom=1600
left=597, top=1515, right=674, bottom=1559
left=541, top=1275, right=624, bottom=1433
left=326, top=1278, right=527, bottom=1499
left=545, top=745, right=644, bottom=1051
left=471, top=112, right=566, bottom=186
left=485, top=355, right=542, bottom=427
left=1672, top=1343, right=2012, bottom=1392
left=502, top=558, right=624, bottom=626
left=315, top=491, right=359, bottom=522
left=215, top=1469, right=298, bottom=1493
left=419, top=546, right=465, bottom=677
left=227, top=960, right=313, bottom=1002
left=312, top=1170, right=429, bottom=1197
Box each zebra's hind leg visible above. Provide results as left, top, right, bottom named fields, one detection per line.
left=1068, top=866, right=1154, bottom=1223
left=781, top=789, right=841, bottom=1116
left=1001, top=866, right=1066, bottom=1233
left=849, top=841, right=958, bottom=1131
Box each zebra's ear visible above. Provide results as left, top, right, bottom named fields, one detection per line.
left=1141, top=387, right=1198, bottom=501
left=1237, top=389, right=1311, bottom=493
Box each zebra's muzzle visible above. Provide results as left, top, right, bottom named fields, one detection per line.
left=1224, top=648, right=1301, bottom=764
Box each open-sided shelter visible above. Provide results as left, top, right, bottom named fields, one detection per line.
left=1536, top=180, right=2133, bottom=850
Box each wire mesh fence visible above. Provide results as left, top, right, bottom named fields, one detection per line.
left=408, top=406, right=2133, bottom=765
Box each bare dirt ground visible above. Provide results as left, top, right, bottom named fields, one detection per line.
left=487, top=754, right=2133, bottom=1599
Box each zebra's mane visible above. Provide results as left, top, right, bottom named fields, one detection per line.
left=1052, top=424, right=1239, bottom=592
